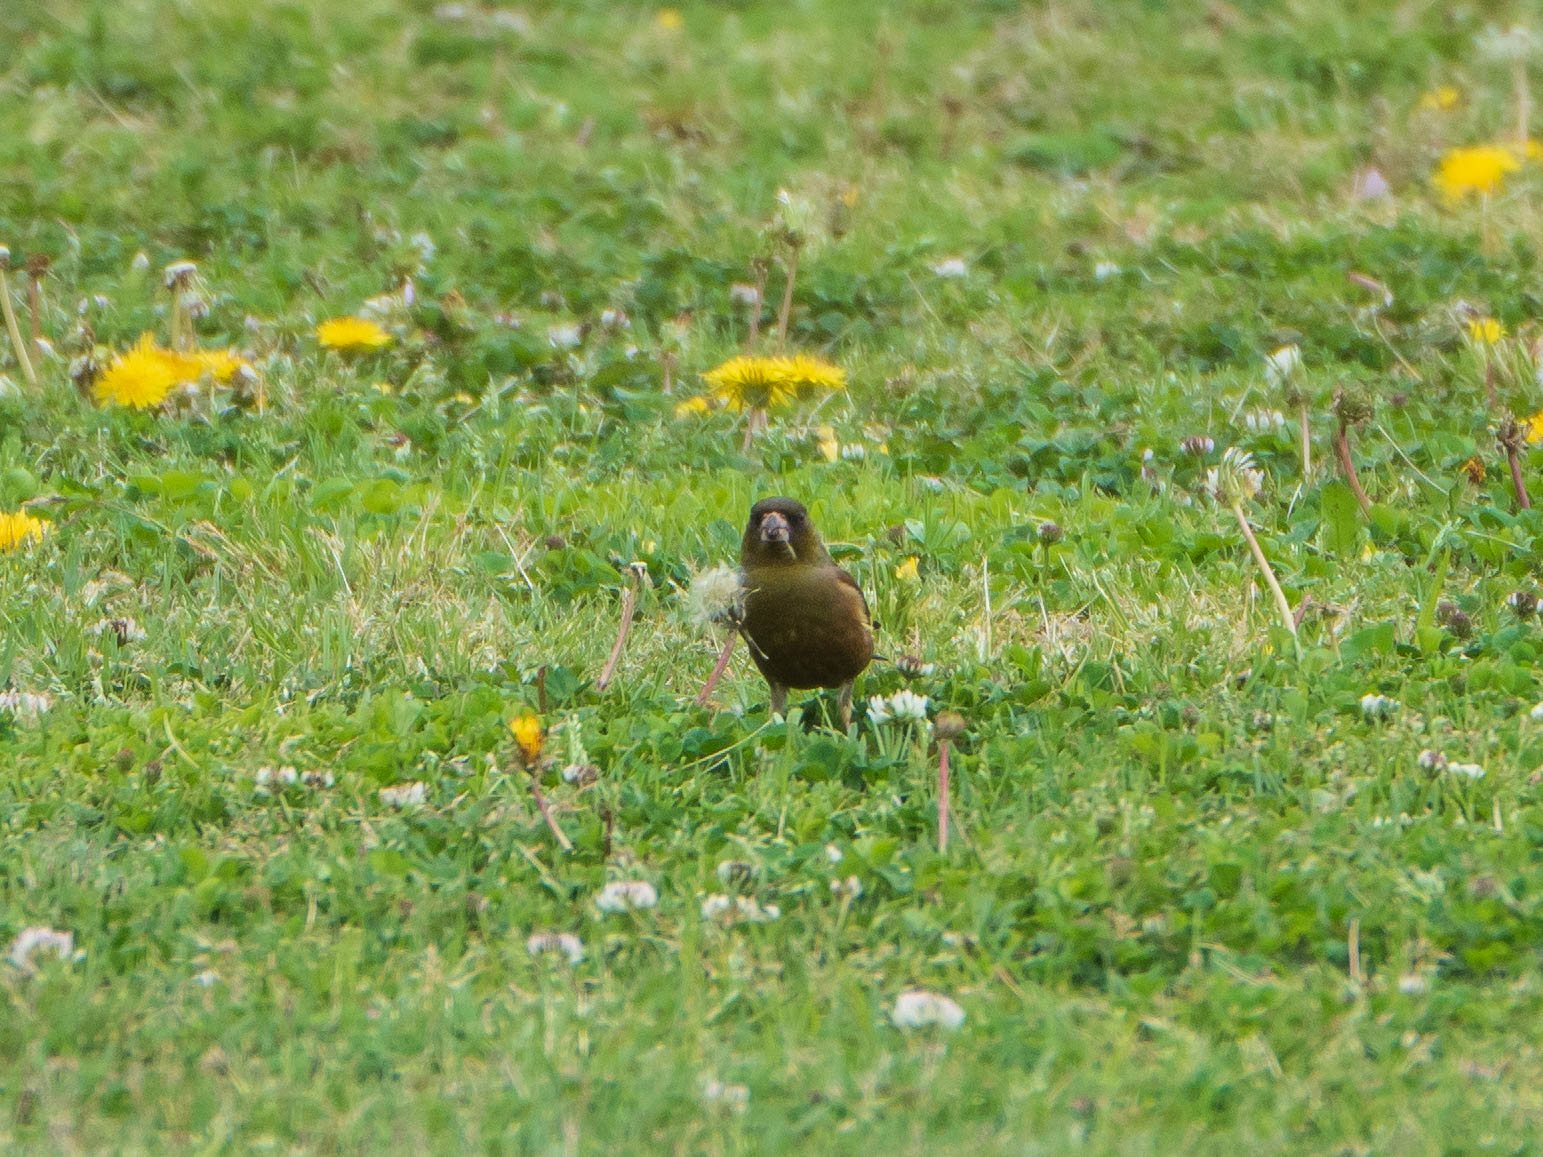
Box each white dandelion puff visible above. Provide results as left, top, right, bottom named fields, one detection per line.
left=687, top=564, right=745, bottom=628
left=380, top=781, right=428, bottom=808
left=8, top=927, right=74, bottom=974
left=526, top=931, right=584, bottom=964
left=595, top=880, right=658, bottom=913
left=892, top=990, right=966, bottom=1030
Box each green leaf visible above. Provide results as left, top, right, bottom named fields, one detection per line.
left=1320, top=480, right=1361, bottom=556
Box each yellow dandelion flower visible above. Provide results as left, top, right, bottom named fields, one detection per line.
left=193, top=349, right=246, bottom=383
left=895, top=556, right=920, bottom=581
left=510, top=715, right=543, bottom=765
left=656, top=7, right=682, bottom=31
left=781, top=353, right=847, bottom=397
left=815, top=425, right=840, bottom=462
left=1525, top=411, right=1543, bottom=445
left=1433, top=145, right=1520, bottom=202
left=702, top=355, right=797, bottom=411
left=674, top=395, right=711, bottom=418
left=1463, top=455, right=1486, bottom=484
left=93, top=335, right=180, bottom=409
left=1468, top=317, right=1505, bottom=343
left=1418, top=85, right=1460, bottom=111
left=0, top=510, right=45, bottom=551
left=316, top=317, right=392, bottom=352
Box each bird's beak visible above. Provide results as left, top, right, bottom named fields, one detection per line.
left=759, top=511, right=792, bottom=549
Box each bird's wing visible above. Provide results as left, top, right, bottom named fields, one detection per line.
left=834, top=566, right=873, bottom=629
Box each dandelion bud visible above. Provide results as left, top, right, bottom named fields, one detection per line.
left=1437, top=602, right=1473, bottom=639
left=1037, top=521, right=1064, bottom=545
left=163, top=260, right=198, bottom=289
left=934, top=711, right=966, bottom=741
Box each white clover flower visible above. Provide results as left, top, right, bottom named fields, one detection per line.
left=595, top=880, right=658, bottom=913
left=829, top=875, right=862, bottom=899
left=716, top=859, right=756, bottom=885
left=701, top=1079, right=750, bottom=1112
left=931, top=257, right=969, bottom=279
left=1397, top=973, right=1430, bottom=995
left=1205, top=447, right=1263, bottom=504
left=547, top=322, right=583, bottom=350
left=130, top=251, right=151, bottom=273
left=1265, top=344, right=1302, bottom=383
left=1242, top=408, right=1287, bottom=434
left=254, top=765, right=299, bottom=791
left=1529, top=701, right=1543, bottom=721
left=888, top=689, right=930, bottom=723
left=892, top=990, right=966, bottom=1031
left=8, top=927, right=74, bottom=974
left=302, top=769, right=335, bottom=789
left=1360, top=694, right=1399, bottom=719
left=729, top=283, right=761, bottom=306
left=867, top=695, right=892, bottom=727
left=0, top=690, right=52, bottom=719
left=1447, top=762, right=1486, bottom=780
left=526, top=931, right=584, bottom=964
left=409, top=231, right=436, bottom=263
left=687, top=564, right=745, bottom=629
left=700, top=894, right=780, bottom=923
left=1093, top=261, right=1121, bottom=281
left=599, top=307, right=629, bottom=329
left=89, top=617, right=147, bottom=643
left=1417, top=749, right=1448, bottom=771
left=824, top=844, right=843, bottom=864
left=380, top=781, right=428, bottom=808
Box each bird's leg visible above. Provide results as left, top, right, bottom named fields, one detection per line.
left=837, top=681, right=854, bottom=730
left=768, top=682, right=788, bottom=719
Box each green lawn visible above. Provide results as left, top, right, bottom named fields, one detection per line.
left=5, top=1, right=1543, bottom=1151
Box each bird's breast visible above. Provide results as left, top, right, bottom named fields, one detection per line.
left=740, top=565, right=874, bottom=689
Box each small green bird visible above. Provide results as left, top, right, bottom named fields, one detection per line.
left=739, top=497, right=875, bottom=727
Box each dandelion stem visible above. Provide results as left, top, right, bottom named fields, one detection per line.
left=746, top=260, right=768, bottom=351
left=1500, top=418, right=1532, bottom=511
left=1230, top=500, right=1297, bottom=639
left=0, top=268, right=37, bottom=388
left=1334, top=419, right=1372, bottom=515
left=26, top=271, right=41, bottom=348
left=1298, top=403, right=1311, bottom=478
left=596, top=566, right=644, bottom=691
left=696, top=633, right=736, bottom=707
left=1517, top=56, right=1532, bottom=151
left=528, top=772, right=573, bottom=852
left=775, top=243, right=800, bottom=350
left=938, top=738, right=951, bottom=854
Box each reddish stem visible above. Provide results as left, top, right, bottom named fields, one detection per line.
left=696, top=633, right=736, bottom=707
left=1335, top=422, right=1372, bottom=515
left=596, top=575, right=641, bottom=691
left=1508, top=444, right=1532, bottom=510
left=938, top=739, right=951, bottom=854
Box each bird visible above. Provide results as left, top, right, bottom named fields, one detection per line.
left=738, top=496, right=874, bottom=727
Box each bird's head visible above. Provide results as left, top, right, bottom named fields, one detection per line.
left=741, top=497, right=827, bottom=568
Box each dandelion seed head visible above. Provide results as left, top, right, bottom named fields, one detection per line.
left=892, top=990, right=966, bottom=1030
left=687, top=564, right=745, bottom=628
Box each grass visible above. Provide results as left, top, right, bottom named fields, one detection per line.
left=5, top=0, right=1543, bottom=1151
